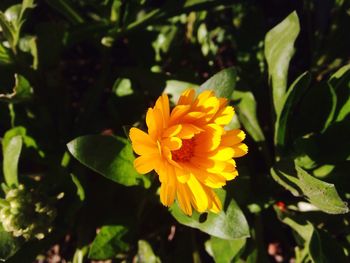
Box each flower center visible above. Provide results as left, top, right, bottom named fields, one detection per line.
left=171, top=138, right=196, bottom=162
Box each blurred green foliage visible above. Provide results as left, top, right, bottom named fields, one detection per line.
left=0, top=0, right=350, bottom=262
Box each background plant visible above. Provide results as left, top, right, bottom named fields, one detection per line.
left=0, top=0, right=349, bottom=262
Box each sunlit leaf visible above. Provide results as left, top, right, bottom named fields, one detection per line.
left=88, top=225, right=129, bottom=260
left=170, top=191, right=250, bottom=240
left=163, top=80, right=198, bottom=104
left=199, top=67, right=236, bottom=99
left=205, top=236, right=246, bottom=263
left=67, top=135, right=149, bottom=187
left=265, top=11, right=300, bottom=114
left=2, top=135, right=22, bottom=187
left=271, top=160, right=349, bottom=214
left=233, top=90, right=265, bottom=142
left=136, top=240, right=160, bottom=263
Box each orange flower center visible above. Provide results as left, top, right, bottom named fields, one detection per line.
left=171, top=138, right=196, bottom=162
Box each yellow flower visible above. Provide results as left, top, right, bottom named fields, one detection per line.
left=129, top=89, right=247, bottom=215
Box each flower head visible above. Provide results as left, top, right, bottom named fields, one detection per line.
left=130, top=89, right=247, bottom=215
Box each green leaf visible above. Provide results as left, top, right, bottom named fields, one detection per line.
left=198, top=67, right=237, bottom=99
left=0, top=43, right=12, bottom=64
left=113, top=78, right=133, bottom=97
left=233, top=90, right=265, bottom=142
left=295, top=165, right=348, bottom=214
left=264, top=11, right=300, bottom=114
left=136, top=240, right=160, bottom=263
left=275, top=72, right=311, bottom=148
left=0, top=74, right=34, bottom=103
left=18, top=35, right=38, bottom=70
left=0, top=11, right=16, bottom=48
left=0, top=225, right=22, bottom=261
left=278, top=213, right=348, bottom=263
left=45, top=0, right=84, bottom=25
left=2, top=126, right=43, bottom=157
left=271, top=160, right=349, bottom=214
left=88, top=225, right=129, bottom=260
left=328, top=64, right=350, bottom=123
left=19, top=0, right=35, bottom=21
left=163, top=80, right=199, bottom=104
left=2, top=134, right=22, bottom=187
left=170, top=191, right=250, bottom=240
left=67, top=135, right=147, bottom=187
left=205, top=236, right=246, bottom=263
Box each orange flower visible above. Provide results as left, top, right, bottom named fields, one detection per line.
left=129, top=89, right=247, bottom=215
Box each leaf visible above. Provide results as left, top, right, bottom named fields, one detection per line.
left=45, top=0, right=84, bottom=25
left=88, top=225, right=129, bottom=260
left=136, top=240, right=160, bottom=263
left=67, top=135, right=148, bottom=187
left=0, top=11, right=16, bottom=47
left=271, top=160, right=349, bottom=214
left=205, top=236, right=246, bottom=263
left=163, top=80, right=199, bottom=104
left=170, top=191, right=250, bottom=240
left=0, top=43, right=12, bottom=65
left=264, top=11, right=300, bottom=114
left=0, top=74, right=34, bottom=103
left=328, top=64, right=350, bottom=123
left=198, top=67, right=237, bottom=99
left=295, top=165, right=348, bottom=214
left=19, top=35, right=38, bottom=69
left=233, top=90, right=265, bottom=142
left=275, top=72, right=311, bottom=148
left=2, top=134, right=22, bottom=187
left=2, top=126, right=43, bottom=157
left=0, top=225, right=22, bottom=261
left=278, top=213, right=348, bottom=263
left=113, top=78, right=133, bottom=97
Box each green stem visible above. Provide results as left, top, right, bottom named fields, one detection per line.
left=8, top=103, right=15, bottom=127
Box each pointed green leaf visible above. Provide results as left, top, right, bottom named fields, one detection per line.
left=271, top=160, right=349, bottom=214
left=0, top=43, right=12, bottom=65
left=233, top=90, right=265, bottom=142
left=88, top=225, right=129, bottom=260
left=265, top=11, right=300, bottom=114
left=275, top=72, right=311, bottom=148
left=136, top=240, right=160, bottom=263
left=170, top=191, right=250, bottom=240
left=295, top=165, right=348, bottom=214
left=67, top=135, right=148, bottom=187
left=2, top=135, right=22, bottom=187
left=199, top=67, right=236, bottom=99
left=205, top=236, right=246, bottom=263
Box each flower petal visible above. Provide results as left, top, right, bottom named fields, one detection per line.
left=160, top=164, right=176, bottom=207
left=232, top=143, right=248, bottom=157
left=155, top=93, right=170, bottom=126
left=178, top=88, right=195, bottom=105
left=221, top=129, right=246, bottom=146
left=187, top=174, right=209, bottom=213
left=146, top=108, right=163, bottom=140
left=129, top=127, right=158, bottom=155
left=176, top=182, right=193, bottom=215
left=134, top=153, right=159, bottom=174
